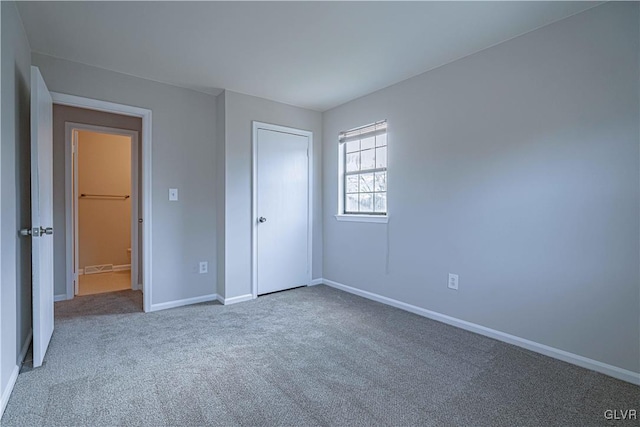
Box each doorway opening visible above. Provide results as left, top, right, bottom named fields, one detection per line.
left=53, top=93, right=152, bottom=312
left=68, top=124, right=139, bottom=299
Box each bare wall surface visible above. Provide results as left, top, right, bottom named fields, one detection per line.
left=34, top=54, right=217, bottom=306
left=51, top=105, right=142, bottom=296
left=77, top=131, right=131, bottom=269
left=322, top=2, right=640, bottom=373
left=215, top=91, right=226, bottom=298
left=0, top=0, right=31, bottom=404
left=221, top=91, right=323, bottom=300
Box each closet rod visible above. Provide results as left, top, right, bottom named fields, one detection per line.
left=80, top=193, right=130, bottom=199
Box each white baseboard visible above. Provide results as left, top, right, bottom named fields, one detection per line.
left=19, top=330, right=32, bottom=365
left=149, top=293, right=218, bottom=312
left=0, top=365, right=19, bottom=419
left=218, top=293, right=254, bottom=305
left=54, top=294, right=68, bottom=302
left=309, top=278, right=323, bottom=286
left=1, top=332, right=34, bottom=418
left=78, top=264, right=131, bottom=276
left=320, top=278, right=640, bottom=385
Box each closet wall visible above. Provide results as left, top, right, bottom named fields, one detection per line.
left=77, top=131, right=132, bottom=271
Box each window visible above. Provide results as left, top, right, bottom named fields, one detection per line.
left=340, top=120, right=387, bottom=216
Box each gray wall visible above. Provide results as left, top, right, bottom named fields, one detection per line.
left=220, top=90, right=323, bottom=299
left=215, top=91, right=226, bottom=298
left=32, top=54, right=218, bottom=306
left=51, top=105, right=142, bottom=297
left=1, top=0, right=31, bottom=406
left=322, top=2, right=639, bottom=373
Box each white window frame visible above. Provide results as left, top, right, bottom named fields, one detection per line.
left=336, top=120, right=389, bottom=224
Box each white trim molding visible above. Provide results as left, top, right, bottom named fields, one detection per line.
left=217, top=294, right=254, bottom=305
left=51, top=92, right=153, bottom=312
left=335, top=214, right=389, bottom=224
left=251, top=122, right=313, bottom=299
left=0, top=330, right=29, bottom=417
left=4, top=330, right=34, bottom=416
left=54, top=294, right=68, bottom=302
left=0, top=365, right=19, bottom=418
left=51, top=93, right=151, bottom=117
left=149, top=294, right=218, bottom=312
left=64, top=122, right=139, bottom=297
left=309, top=278, right=324, bottom=286
left=319, top=278, right=640, bottom=385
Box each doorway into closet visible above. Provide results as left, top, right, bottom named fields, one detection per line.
left=69, top=124, right=139, bottom=297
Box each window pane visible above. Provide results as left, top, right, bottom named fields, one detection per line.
left=346, top=140, right=360, bottom=153
left=346, top=194, right=359, bottom=212
left=346, top=175, right=359, bottom=193
left=375, top=146, right=387, bottom=168
left=359, top=173, right=374, bottom=193
left=374, top=192, right=387, bottom=213
left=361, top=148, right=375, bottom=170
left=374, top=171, right=387, bottom=192
left=361, top=136, right=375, bottom=150
left=340, top=123, right=388, bottom=216
left=346, top=152, right=360, bottom=172
left=359, top=193, right=373, bottom=213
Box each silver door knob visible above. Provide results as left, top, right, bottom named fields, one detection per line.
left=19, top=227, right=52, bottom=237
left=19, top=228, right=33, bottom=236
left=258, top=217, right=267, bottom=223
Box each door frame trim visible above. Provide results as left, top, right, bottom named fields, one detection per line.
left=65, top=123, right=139, bottom=297
left=52, top=92, right=153, bottom=313
left=251, top=122, right=313, bottom=299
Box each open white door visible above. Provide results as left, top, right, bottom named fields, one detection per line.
left=29, top=66, right=54, bottom=368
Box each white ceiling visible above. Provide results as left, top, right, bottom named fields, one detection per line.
left=17, top=1, right=599, bottom=111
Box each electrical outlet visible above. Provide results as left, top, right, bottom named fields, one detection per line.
left=199, top=261, right=208, bottom=274
left=169, top=188, right=178, bottom=201
left=448, top=273, right=459, bottom=290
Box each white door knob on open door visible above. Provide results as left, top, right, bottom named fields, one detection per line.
left=258, top=217, right=267, bottom=223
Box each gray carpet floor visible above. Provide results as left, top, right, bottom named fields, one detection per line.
left=2, top=285, right=638, bottom=426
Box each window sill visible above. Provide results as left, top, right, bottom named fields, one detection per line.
left=335, top=214, right=389, bottom=224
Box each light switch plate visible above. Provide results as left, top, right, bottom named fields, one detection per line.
left=169, top=188, right=178, bottom=201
